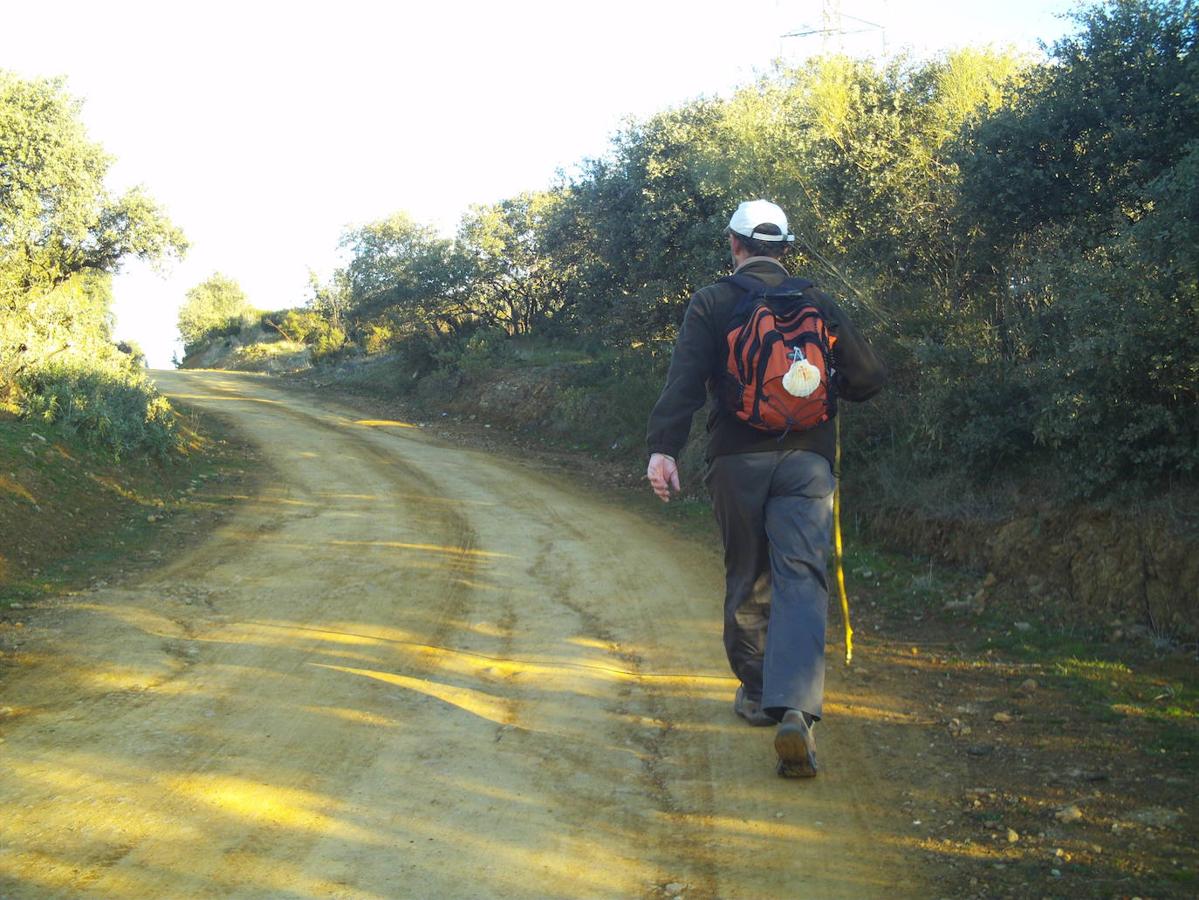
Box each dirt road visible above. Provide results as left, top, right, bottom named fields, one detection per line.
left=0, top=370, right=933, bottom=899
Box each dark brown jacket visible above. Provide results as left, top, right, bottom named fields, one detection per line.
left=646, top=257, right=886, bottom=464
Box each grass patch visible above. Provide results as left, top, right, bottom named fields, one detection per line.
left=839, top=537, right=977, bottom=621
left=0, top=404, right=258, bottom=607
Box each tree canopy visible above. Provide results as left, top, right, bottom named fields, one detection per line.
left=177, top=273, right=254, bottom=350
left=267, top=0, right=1198, bottom=497
left=2, top=71, right=186, bottom=458
left=0, top=72, right=186, bottom=307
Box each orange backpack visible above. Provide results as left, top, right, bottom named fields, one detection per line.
left=720, top=273, right=837, bottom=434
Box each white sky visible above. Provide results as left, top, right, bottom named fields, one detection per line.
left=1, top=0, right=1074, bottom=366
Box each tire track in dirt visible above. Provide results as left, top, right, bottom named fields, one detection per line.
left=0, top=369, right=933, bottom=899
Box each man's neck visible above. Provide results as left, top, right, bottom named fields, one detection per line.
left=733, top=255, right=788, bottom=274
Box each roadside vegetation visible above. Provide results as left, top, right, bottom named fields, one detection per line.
left=0, top=402, right=258, bottom=606
left=0, top=71, right=186, bottom=460
left=0, top=70, right=229, bottom=597
left=186, top=0, right=1198, bottom=641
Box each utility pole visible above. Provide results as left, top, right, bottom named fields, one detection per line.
left=782, top=0, right=886, bottom=56
left=822, top=0, right=843, bottom=52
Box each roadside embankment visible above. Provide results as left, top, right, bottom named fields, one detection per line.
left=852, top=491, right=1199, bottom=644
left=0, top=404, right=259, bottom=608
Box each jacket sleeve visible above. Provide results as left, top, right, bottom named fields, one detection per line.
left=646, top=292, right=720, bottom=458
left=823, top=295, right=886, bottom=402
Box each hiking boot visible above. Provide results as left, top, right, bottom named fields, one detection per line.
left=774, top=709, right=818, bottom=778
left=733, top=686, right=775, bottom=727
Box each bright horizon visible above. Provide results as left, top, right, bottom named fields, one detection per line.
left=2, top=0, right=1074, bottom=366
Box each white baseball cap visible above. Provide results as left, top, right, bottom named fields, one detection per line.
left=727, top=199, right=795, bottom=243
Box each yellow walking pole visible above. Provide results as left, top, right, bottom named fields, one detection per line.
left=833, top=415, right=853, bottom=665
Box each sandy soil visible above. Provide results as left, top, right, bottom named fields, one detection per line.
left=0, top=370, right=935, bottom=899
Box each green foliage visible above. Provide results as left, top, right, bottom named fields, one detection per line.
left=0, top=72, right=186, bottom=308
left=455, top=192, right=572, bottom=335
left=963, top=0, right=1198, bottom=247
left=311, top=325, right=349, bottom=363
left=1, top=72, right=185, bottom=455
left=339, top=214, right=454, bottom=331
left=1025, top=218, right=1199, bottom=493
left=552, top=349, right=666, bottom=451
left=17, top=357, right=180, bottom=460
left=286, top=0, right=1195, bottom=501
left=177, top=273, right=254, bottom=350
left=274, top=308, right=329, bottom=344
left=1, top=271, right=113, bottom=392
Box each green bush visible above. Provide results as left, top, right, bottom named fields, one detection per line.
left=393, top=331, right=440, bottom=379
left=1026, top=258, right=1199, bottom=495
left=311, top=326, right=350, bottom=363
left=435, top=327, right=512, bottom=376
left=18, top=359, right=180, bottom=460
left=553, top=349, right=664, bottom=450
left=275, top=308, right=331, bottom=344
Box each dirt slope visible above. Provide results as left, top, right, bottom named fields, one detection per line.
left=0, top=369, right=935, bottom=899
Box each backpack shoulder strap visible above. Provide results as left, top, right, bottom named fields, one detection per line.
left=776, top=276, right=815, bottom=295
left=720, top=273, right=816, bottom=298
left=719, top=273, right=818, bottom=325
left=719, top=272, right=769, bottom=295
left=718, top=273, right=771, bottom=326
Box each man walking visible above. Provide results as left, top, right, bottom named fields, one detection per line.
left=645, top=199, right=885, bottom=777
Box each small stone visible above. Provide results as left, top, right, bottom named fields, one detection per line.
left=1050, top=868, right=1062, bottom=877
left=1055, top=805, right=1083, bottom=824
left=1007, top=828, right=1020, bottom=843
left=147, top=514, right=159, bottom=523
left=1019, top=678, right=1039, bottom=693
left=664, top=883, right=686, bottom=896
left=992, top=711, right=1015, bottom=724
left=1129, top=806, right=1181, bottom=827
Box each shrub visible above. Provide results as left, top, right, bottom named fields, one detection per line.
left=311, top=325, right=350, bottom=363
left=18, top=358, right=180, bottom=460
left=436, top=327, right=512, bottom=376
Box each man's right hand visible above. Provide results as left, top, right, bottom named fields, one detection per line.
left=646, top=453, right=680, bottom=503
